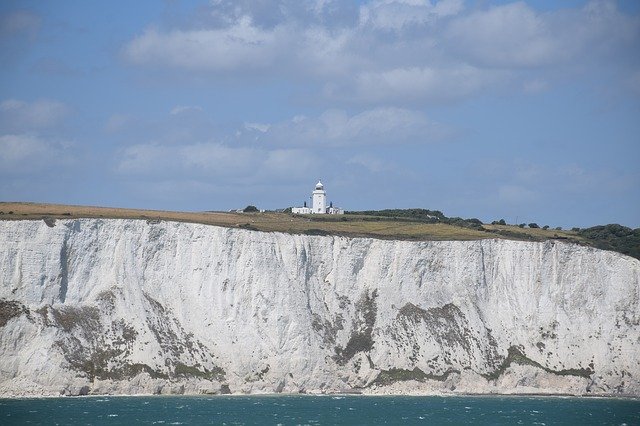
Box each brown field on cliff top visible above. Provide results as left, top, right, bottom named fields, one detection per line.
left=0, top=202, right=580, bottom=243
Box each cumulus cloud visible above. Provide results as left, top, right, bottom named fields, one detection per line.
left=112, top=107, right=438, bottom=185
left=347, top=154, right=395, bottom=173
left=446, top=2, right=558, bottom=68
left=0, top=99, right=69, bottom=131
left=446, top=0, right=639, bottom=68
left=343, top=65, right=500, bottom=103
left=248, top=107, right=445, bottom=146
left=112, top=106, right=440, bottom=191
left=121, top=0, right=640, bottom=106
left=170, top=105, right=203, bottom=115
left=116, top=142, right=317, bottom=182
left=0, top=98, right=74, bottom=176
left=0, top=134, right=73, bottom=174
left=244, top=122, right=270, bottom=132
left=124, top=16, right=287, bottom=71
left=262, top=149, right=316, bottom=178
left=298, top=25, right=363, bottom=77
left=204, top=0, right=360, bottom=30
left=117, top=143, right=255, bottom=177
left=359, top=0, right=464, bottom=31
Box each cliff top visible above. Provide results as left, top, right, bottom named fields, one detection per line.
left=2, top=201, right=639, bottom=259
left=0, top=201, right=581, bottom=242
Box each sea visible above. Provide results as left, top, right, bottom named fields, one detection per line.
left=1, top=394, right=639, bottom=425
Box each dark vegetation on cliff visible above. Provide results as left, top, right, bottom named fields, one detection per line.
left=1, top=202, right=638, bottom=260
left=345, top=209, right=483, bottom=229
left=345, top=209, right=639, bottom=260
left=577, top=224, right=640, bottom=261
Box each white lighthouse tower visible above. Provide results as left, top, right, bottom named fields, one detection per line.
left=291, top=180, right=343, bottom=215
left=312, top=180, right=327, bottom=214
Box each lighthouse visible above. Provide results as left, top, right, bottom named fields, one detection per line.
left=291, top=180, right=344, bottom=214
left=312, top=180, right=327, bottom=214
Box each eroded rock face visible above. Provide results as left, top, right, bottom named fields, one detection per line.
left=0, top=219, right=638, bottom=397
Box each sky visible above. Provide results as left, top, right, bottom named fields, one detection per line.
left=0, top=0, right=639, bottom=228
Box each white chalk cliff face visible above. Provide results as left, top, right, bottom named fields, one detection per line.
left=0, top=219, right=638, bottom=397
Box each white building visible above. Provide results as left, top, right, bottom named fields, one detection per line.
left=292, top=180, right=344, bottom=215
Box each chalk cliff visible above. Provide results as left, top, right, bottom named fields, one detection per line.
left=0, top=219, right=638, bottom=397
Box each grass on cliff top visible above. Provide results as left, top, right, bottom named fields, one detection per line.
left=0, top=202, right=581, bottom=244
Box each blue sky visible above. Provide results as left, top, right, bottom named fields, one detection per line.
left=0, top=0, right=638, bottom=228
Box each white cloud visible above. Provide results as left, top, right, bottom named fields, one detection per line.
left=347, top=154, right=395, bottom=173
left=180, top=143, right=258, bottom=175
left=0, top=99, right=74, bottom=176
left=259, top=107, right=443, bottom=146
left=116, top=142, right=317, bottom=182
left=298, top=26, right=362, bottom=77
left=122, top=0, right=640, bottom=105
left=359, top=0, right=464, bottom=31
left=207, top=0, right=330, bottom=27
left=124, top=16, right=287, bottom=71
left=244, top=122, right=270, bottom=132
left=170, top=105, right=203, bottom=115
left=0, top=99, right=69, bottom=131
left=111, top=108, right=417, bottom=185
left=0, top=134, right=73, bottom=174
left=446, top=2, right=558, bottom=68
left=347, top=65, right=500, bottom=103
left=0, top=134, right=48, bottom=163
left=446, top=0, right=639, bottom=69
left=263, top=149, right=316, bottom=178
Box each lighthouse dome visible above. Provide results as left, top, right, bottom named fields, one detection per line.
left=315, top=181, right=324, bottom=190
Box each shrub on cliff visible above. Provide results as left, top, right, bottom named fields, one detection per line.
left=579, top=224, right=640, bottom=260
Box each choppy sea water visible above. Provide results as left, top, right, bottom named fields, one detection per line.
left=1, top=394, right=639, bottom=425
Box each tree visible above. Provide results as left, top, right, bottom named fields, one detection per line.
left=542, top=225, right=549, bottom=230
left=578, top=224, right=640, bottom=260
left=243, top=205, right=259, bottom=213
left=518, top=223, right=526, bottom=228
left=528, top=223, right=539, bottom=229
left=498, top=219, right=506, bottom=225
